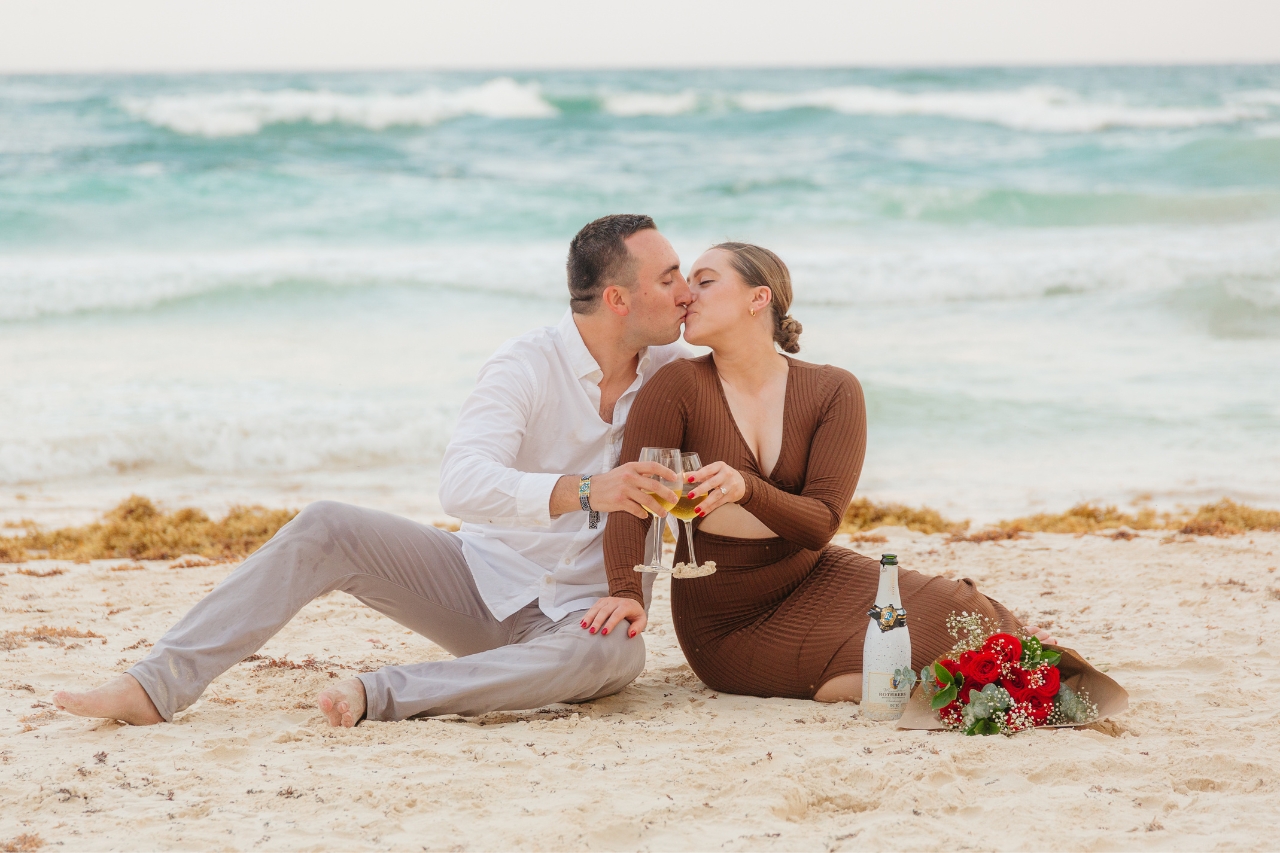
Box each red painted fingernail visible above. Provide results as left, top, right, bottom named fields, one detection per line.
left=602, top=628, right=609, bottom=635
left=688, top=476, right=695, bottom=483
left=629, top=631, right=636, bottom=638
left=589, top=627, right=597, bottom=634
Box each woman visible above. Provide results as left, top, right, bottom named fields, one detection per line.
left=583, top=242, right=1054, bottom=702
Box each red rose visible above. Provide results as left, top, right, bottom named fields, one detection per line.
left=958, top=677, right=986, bottom=704
left=1025, top=693, right=1053, bottom=724
left=1032, top=665, right=1061, bottom=699
left=957, top=650, right=978, bottom=670
left=939, top=659, right=963, bottom=681
left=939, top=701, right=963, bottom=727
left=1001, top=664, right=1035, bottom=704
left=960, top=651, right=1001, bottom=687
left=982, top=632, right=1023, bottom=664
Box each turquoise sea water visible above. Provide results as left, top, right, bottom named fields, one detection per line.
left=2, top=67, right=1279, bottom=522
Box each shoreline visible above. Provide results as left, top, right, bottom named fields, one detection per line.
left=3, top=527, right=1278, bottom=849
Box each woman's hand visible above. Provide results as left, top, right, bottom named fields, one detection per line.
left=580, top=597, right=648, bottom=638
left=685, top=461, right=746, bottom=517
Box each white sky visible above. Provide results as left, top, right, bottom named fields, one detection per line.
left=1, top=0, right=1278, bottom=73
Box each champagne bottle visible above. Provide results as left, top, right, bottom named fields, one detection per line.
left=861, top=554, right=912, bottom=721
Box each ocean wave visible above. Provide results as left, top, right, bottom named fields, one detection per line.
left=601, top=90, right=702, bottom=116
left=0, top=245, right=570, bottom=322
left=734, top=85, right=1268, bottom=133
left=118, top=78, right=557, bottom=137
left=6, top=226, right=1280, bottom=323
left=111, top=79, right=1276, bottom=135
left=0, top=397, right=456, bottom=483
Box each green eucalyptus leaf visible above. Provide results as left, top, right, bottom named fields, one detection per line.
left=934, top=664, right=953, bottom=686
left=931, top=685, right=957, bottom=710
left=1042, top=650, right=1062, bottom=666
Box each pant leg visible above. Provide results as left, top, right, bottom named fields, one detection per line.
left=128, top=500, right=511, bottom=720
left=359, top=604, right=647, bottom=721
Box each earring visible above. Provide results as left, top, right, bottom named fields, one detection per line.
left=750, top=308, right=756, bottom=317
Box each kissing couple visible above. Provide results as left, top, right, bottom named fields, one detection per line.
left=55, top=214, right=1055, bottom=727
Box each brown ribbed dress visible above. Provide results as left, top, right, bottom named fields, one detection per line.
left=605, top=355, right=1022, bottom=699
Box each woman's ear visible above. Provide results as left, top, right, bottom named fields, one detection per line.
left=750, top=286, right=773, bottom=315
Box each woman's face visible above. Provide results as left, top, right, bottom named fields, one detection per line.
left=684, top=249, right=767, bottom=347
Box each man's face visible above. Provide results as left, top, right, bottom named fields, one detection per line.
left=619, top=229, right=690, bottom=346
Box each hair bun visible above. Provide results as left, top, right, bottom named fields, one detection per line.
left=776, top=314, right=803, bottom=354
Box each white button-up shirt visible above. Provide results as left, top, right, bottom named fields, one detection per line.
left=439, top=310, right=687, bottom=622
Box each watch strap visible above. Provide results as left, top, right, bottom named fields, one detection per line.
left=579, top=476, right=599, bottom=529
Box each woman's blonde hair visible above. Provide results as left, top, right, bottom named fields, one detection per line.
left=712, top=242, right=803, bottom=353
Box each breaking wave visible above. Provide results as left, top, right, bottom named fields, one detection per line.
left=591, top=84, right=1275, bottom=132
left=119, top=77, right=557, bottom=136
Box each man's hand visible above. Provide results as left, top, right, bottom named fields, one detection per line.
left=551, top=462, right=680, bottom=520
left=580, top=597, right=648, bottom=638
left=590, top=461, right=680, bottom=519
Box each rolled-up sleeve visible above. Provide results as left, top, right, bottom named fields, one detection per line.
left=440, top=352, right=558, bottom=528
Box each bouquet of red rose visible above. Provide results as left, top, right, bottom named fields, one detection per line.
left=920, top=613, right=1098, bottom=736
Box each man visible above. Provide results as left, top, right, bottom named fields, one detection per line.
left=54, top=214, right=690, bottom=727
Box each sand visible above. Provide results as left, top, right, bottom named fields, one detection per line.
left=3, top=528, right=1279, bottom=851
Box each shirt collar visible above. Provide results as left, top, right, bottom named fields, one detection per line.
left=557, top=309, right=655, bottom=382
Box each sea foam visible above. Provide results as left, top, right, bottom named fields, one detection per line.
left=587, top=83, right=1272, bottom=132
left=5, top=225, right=1280, bottom=323
left=118, top=78, right=557, bottom=136
left=601, top=90, right=702, bottom=116
left=734, top=85, right=1266, bottom=133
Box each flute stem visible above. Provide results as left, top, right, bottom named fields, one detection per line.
left=682, top=520, right=698, bottom=569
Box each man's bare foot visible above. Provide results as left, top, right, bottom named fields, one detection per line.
left=53, top=674, right=164, bottom=726
left=316, top=678, right=366, bottom=728
left=1026, top=625, right=1061, bottom=646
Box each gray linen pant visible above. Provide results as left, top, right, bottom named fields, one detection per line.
left=127, top=501, right=646, bottom=722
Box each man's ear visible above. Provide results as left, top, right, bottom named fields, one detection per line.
left=601, top=283, right=631, bottom=317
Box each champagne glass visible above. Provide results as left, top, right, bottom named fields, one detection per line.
left=672, top=452, right=706, bottom=572
left=636, top=447, right=681, bottom=573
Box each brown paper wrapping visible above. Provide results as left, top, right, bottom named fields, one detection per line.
left=896, top=646, right=1129, bottom=731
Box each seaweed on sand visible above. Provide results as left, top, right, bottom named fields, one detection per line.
left=840, top=498, right=967, bottom=535
left=1178, top=499, right=1280, bottom=536
left=0, top=496, right=297, bottom=563
left=955, top=498, right=1280, bottom=542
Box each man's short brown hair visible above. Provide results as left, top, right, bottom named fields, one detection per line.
left=566, top=214, right=656, bottom=314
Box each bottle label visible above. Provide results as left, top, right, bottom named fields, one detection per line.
left=867, top=604, right=907, bottom=632
left=862, top=671, right=910, bottom=720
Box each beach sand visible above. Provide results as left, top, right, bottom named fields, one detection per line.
left=2, top=528, right=1278, bottom=851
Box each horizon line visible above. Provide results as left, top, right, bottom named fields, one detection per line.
left=4, top=59, right=1280, bottom=77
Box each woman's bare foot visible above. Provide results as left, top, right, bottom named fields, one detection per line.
left=316, top=678, right=366, bottom=727
left=53, top=674, right=164, bottom=725
left=1026, top=625, right=1061, bottom=646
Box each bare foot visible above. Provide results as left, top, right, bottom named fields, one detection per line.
left=53, top=674, right=164, bottom=726
left=1026, top=625, right=1061, bottom=646
left=316, top=677, right=366, bottom=728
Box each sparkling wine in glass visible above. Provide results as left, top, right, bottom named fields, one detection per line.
left=672, top=452, right=706, bottom=572
left=636, top=447, right=681, bottom=573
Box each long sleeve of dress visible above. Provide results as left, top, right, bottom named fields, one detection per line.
left=604, top=363, right=691, bottom=604
left=737, top=371, right=866, bottom=551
